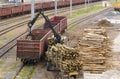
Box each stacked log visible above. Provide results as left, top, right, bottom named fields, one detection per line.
left=47, top=37, right=57, bottom=46
left=46, top=43, right=83, bottom=72
left=78, top=27, right=111, bottom=73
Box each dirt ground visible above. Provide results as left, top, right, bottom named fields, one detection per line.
left=64, top=10, right=120, bottom=79
left=30, top=10, right=120, bottom=79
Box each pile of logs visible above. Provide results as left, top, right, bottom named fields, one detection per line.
left=78, top=27, right=111, bottom=73
left=46, top=43, right=83, bottom=72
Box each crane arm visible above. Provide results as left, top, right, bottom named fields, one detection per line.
left=28, top=12, right=40, bottom=36
left=27, top=10, right=61, bottom=43
left=39, top=11, right=61, bottom=43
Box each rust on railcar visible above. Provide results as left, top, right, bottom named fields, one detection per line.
left=11, top=6, right=23, bottom=14
left=50, top=16, right=67, bottom=32
left=0, top=7, right=12, bottom=17
left=17, top=29, right=51, bottom=60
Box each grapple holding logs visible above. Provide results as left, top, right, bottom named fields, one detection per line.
left=46, top=43, right=83, bottom=73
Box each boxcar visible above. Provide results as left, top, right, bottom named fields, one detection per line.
left=11, top=6, right=23, bottom=14
left=22, top=4, right=31, bottom=12
left=0, top=7, right=12, bottom=17
left=35, top=3, right=42, bottom=11
left=42, top=2, right=50, bottom=9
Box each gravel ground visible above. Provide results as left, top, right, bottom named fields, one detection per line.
left=0, top=47, right=22, bottom=79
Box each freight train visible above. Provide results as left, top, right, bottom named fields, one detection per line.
left=17, top=11, right=67, bottom=64
left=0, top=0, right=100, bottom=19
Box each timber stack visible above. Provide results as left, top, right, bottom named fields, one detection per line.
left=78, top=27, right=111, bottom=73
left=46, top=43, right=83, bottom=72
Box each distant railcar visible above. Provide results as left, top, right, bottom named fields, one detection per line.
left=0, top=0, right=100, bottom=18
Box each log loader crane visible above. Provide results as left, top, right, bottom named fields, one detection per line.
left=27, top=10, right=61, bottom=43
left=27, top=11, right=79, bottom=79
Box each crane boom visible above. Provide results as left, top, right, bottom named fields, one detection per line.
left=27, top=10, right=61, bottom=43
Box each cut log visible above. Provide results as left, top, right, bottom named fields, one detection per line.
left=46, top=43, right=82, bottom=72
left=78, top=27, right=111, bottom=73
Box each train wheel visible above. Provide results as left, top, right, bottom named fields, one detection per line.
left=47, top=61, right=51, bottom=71
left=46, top=61, right=54, bottom=71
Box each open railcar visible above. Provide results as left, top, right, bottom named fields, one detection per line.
left=17, top=16, right=67, bottom=63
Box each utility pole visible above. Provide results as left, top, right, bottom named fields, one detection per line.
left=21, top=0, right=24, bottom=3
left=87, top=0, right=89, bottom=7
left=85, top=0, right=87, bottom=9
left=55, top=0, right=57, bottom=16
left=31, top=0, right=35, bottom=30
left=70, top=0, right=72, bottom=16
left=15, top=0, right=18, bottom=6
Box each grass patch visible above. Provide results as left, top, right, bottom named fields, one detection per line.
left=70, top=6, right=104, bottom=19
left=18, top=66, right=31, bottom=79
left=28, top=67, right=36, bottom=79
left=111, top=0, right=120, bottom=6
left=11, top=65, right=17, bottom=70
left=0, top=39, right=6, bottom=47
left=0, top=60, right=4, bottom=65
left=67, top=6, right=104, bottom=30
left=67, top=24, right=77, bottom=31
left=0, top=0, right=8, bottom=3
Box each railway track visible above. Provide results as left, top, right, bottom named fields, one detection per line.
left=0, top=4, right=80, bottom=26
left=0, top=8, right=113, bottom=79
left=0, top=2, right=99, bottom=55
left=0, top=7, right=113, bottom=58
left=68, top=7, right=114, bottom=29
left=0, top=1, right=102, bottom=27
left=13, top=64, right=37, bottom=79
left=0, top=5, right=85, bottom=56
left=13, top=64, right=24, bottom=79
left=0, top=32, right=26, bottom=57
left=0, top=4, right=112, bottom=79
left=0, top=5, right=82, bottom=36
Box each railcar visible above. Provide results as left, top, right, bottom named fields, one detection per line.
left=0, top=0, right=101, bottom=18
left=17, top=16, right=67, bottom=63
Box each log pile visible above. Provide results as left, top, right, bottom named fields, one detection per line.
left=46, top=43, right=83, bottom=72
left=78, top=27, right=111, bottom=73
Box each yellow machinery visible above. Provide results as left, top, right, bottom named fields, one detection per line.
left=114, top=4, right=120, bottom=11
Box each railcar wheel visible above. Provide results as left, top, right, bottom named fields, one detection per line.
left=46, top=61, right=54, bottom=71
